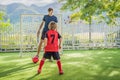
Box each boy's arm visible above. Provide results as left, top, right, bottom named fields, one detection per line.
left=59, top=38, right=62, bottom=49
left=58, top=33, right=62, bottom=49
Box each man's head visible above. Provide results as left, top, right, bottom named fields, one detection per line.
left=48, top=8, right=53, bottom=16
left=48, top=21, right=57, bottom=30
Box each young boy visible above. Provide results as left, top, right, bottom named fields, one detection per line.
left=38, top=21, right=64, bottom=75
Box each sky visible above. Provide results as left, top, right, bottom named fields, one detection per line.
left=0, top=0, right=57, bottom=6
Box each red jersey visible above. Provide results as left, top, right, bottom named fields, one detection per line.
left=44, top=30, right=61, bottom=52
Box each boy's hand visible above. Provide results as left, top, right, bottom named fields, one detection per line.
left=59, top=45, right=61, bottom=49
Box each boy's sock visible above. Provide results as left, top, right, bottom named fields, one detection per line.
left=57, top=60, right=63, bottom=73
left=38, top=60, right=45, bottom=73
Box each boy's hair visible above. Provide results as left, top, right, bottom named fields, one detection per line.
left=48, top=8, right=53, bottom=12
left=48, top=21, right=57, bottom=30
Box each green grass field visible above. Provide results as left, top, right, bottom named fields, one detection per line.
left=0, top=49, right=120, bottom=80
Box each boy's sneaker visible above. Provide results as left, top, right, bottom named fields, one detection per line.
left=59, top=71, right=64, bottom=75
left=38, top=69, right=41, bottom=74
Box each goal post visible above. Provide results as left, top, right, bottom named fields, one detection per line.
left=20, top=14, right=62, bottom=57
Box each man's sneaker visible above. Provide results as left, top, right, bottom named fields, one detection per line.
left=49, top=59, right=53, bottom=62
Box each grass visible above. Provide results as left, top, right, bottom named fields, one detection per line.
left=0, top=49, right=120, bottom=80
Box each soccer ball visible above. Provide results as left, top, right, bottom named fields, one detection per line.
left=32, top=56, right=39, bottom=63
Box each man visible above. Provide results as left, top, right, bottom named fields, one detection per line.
left=36, top=8, right=58, bottom=61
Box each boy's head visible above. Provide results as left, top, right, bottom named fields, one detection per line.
left=48, top=21, right=57, bottom=30
left=48, top=8, right=53, bottom=15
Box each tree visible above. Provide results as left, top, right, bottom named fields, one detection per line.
left=0, top=12, right=11, bottom=49
left=59, top=0, right=120, bottom=46
left=0, top=12, right=11, bottom=33
left=60, top=0, right=120, bottom=24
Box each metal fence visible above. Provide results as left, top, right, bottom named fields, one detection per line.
left=62, top=20, right=120, bottom=50
left=0, top=15, right=120, bottom=52
left=0, top=23, right=20, bottom=52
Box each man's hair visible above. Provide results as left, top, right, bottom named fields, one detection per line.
left=48, top=8, right=53, bottom=12
left=48, top=21, right=57, bottom=30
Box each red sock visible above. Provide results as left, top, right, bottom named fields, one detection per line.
left=38, top=60, right=45, bottom=70
left=57, top=60, right=63, bottom=72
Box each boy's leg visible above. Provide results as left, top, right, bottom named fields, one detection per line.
left=38, top=58, right=46, bottom=74
left=36, top=40, right=44, bottom=56
left=57, top=59, right=64, bottom=75
left=52, top=52, right=63, bottom=75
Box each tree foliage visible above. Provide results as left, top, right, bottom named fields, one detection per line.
left=0, top=12, right=11, bottom=33
left=59, top=0, right=120, bottom=25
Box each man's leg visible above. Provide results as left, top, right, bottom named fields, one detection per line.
left=49, top=57, right=53, bottom=62
left=36, top=39, right=44, bottom=56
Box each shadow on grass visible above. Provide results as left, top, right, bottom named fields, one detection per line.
left=40, top=49, right=120, bottom=80
left=90, top=50, right=120, bottom=80
left=26, top=73, right=38, bottom=80
left=1, top=49, right=120, bottom=80
left=0, top=63, right=36, bottom=78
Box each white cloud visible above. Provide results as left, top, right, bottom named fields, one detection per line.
left=0, top=0, right=56, bottom=6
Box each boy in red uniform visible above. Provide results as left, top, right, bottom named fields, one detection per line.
left=38, top=21, right=64, bottom=75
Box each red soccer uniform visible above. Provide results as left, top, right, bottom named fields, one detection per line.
left=44, top=30, right=61, bottom=52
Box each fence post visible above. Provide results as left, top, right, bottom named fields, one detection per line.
left=89, top=17, right=92, bottom=49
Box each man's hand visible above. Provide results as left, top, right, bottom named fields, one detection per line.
left=35, top=54, right=39, bottom=57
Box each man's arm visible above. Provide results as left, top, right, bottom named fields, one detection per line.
left=37, top=21, right=44, bottom=37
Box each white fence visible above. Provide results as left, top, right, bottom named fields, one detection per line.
left=0, top=15, right=120, bottom=52
left=0, top=23, right=20, bottom=52
left=62, top=20, right=120, bottom=50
